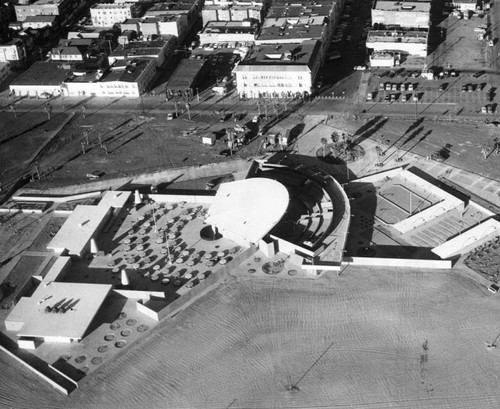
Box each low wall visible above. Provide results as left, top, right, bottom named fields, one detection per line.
left=393, top=197, right=463, bottom=233
left=113, top=289, right=165, bottom=299
left=18, top=158, right=251, bottom=196
left=43, top=256, right=72, bottom=283
left=0, top=333, right=75, bottom=395
left=12, top=191, right=101, bottom=203
left=148, top=193, right=215, bottom=204
left=432, top=218, right=500, bottom=259
left=350, top=167, right=403, bottom=185
left=270, top=235, right=315, bottom=258
left=342, top=256, right=453, bottom=269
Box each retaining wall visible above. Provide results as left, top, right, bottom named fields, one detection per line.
left=342, top=256, right=453, bottom=269
left=432, top=218, right=500, bottom=259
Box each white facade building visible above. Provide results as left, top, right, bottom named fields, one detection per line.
left=232, top=40, right=321, bottom=98
left=0, top=62, right=10, bottom=85
left=372, top=0, right=431, bottom=29
left=91, top=4, right=133, bottom=27
left=366, top=30, right=428, bottom=57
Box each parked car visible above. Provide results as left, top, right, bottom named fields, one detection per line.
left=366, top=92, right=373, bottom=101
left=167, top=112, right=176, bottom=120
left=489, top=284, right=499, bottom=293
left=86, top=171, right=104, bottom=180
left=408, top=83, right=414, bottom=91
left=401, top=94, right=407, bottom=102
left=252, top=115, right=260, bottom=123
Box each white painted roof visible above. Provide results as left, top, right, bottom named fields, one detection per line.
left=205, top=178, right=289, bottom=244
left=47, top=205, right=110, bottom=256
left=7, top=282, right=112, bottom=340
left=99, top=190, right=131, bottom=209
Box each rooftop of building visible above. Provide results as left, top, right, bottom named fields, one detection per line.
left=23, top=0, right=65, bottom=6
left=373, top=0, right=431, bottom=12
left=111, top=37, right=174, bottom=57
left=234, top=40, right=320, bottom=70
left=23, top=15, right=57, bottom=22
left=166, top=58, right=205, bottom=89
left=91, top=3, right=133, bottom=9
left=47, top=204, right=111, bottom=256
left=203, top=3, right=263, bottom=10
left=7, top=282, right=112, bottom=340
left=145, top=1, right=198, bottom=14
left=257, top=23, right=325, bottom=42
left=367, top=29, right=428, bottom=43
left=11, top=61, right=71, bottom=86
left=262, top=15, right=327, bottom=28
left=201, top=20, right=258, bottom=34
left=206, top=178, right=289, bottom=244
left=267, top=4, right=332, bottom=18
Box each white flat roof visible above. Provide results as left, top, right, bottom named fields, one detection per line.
left=205, top=178, right=289, bottom=244
left=98, top=190, right=131, bottom=209
left=47, top=205, right=110, bottom=256
left=7, top=282, right=112, bottom=340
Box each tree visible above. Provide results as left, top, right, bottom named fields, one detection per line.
left=320, top=137, right=329, bottom=157
left=331, top=131, right=340, bottom=143
left=44, top=102, right=52, bottom=120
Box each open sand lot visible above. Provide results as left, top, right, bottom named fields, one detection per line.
left=2, top=266, right=500, bottom=408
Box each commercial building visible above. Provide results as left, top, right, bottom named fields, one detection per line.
left=121, top=15, right=189, bottom=42
left=51, top=37, right=97, bottom=62
left=371, top=0, right=431, bottom=29
left=202, top=4, right=263, bottom=23
left=21, top=15, right=57, bottom=30
left=0, top=61, right=10, bottom=85
left=449, top=0, right=477, bottom=12
left=109, top=36, right=177, bottom=67
left=15, top=0, right=73, bottom=22
left=90, top=4, right=135, bottom=27
left=366, top=29, right=428, bottom=57
left=0, top=40, right=27, bottom=67
left=199, top=21, right=258, bottom=45
left=232, top=39, right=321, bottom=98
left=63, top=58, right=156, bottom=97
left=10, top=61, right=68, bottom=97
left=10, top=58, right=156, bottom=98
left=165, top=58, right=206, bottom=98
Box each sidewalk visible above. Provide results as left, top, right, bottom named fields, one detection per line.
left=289, top=114, right=500, bottom=210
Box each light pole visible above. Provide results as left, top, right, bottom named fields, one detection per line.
left=149, top=200, right=158, bottom=233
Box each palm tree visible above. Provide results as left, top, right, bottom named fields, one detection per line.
left=44, top=102, right=52, bottom=120
left=320, top=137, right=329, bottom=157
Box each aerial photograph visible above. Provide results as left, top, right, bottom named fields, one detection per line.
left=2, top=0, right=500, bottom=407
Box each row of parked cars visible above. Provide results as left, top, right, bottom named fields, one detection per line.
left=379, top=82, right=417, bottom=92
left=367, top=92, right=421, bottom=102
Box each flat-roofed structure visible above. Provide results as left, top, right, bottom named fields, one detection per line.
left=366, top=29, right=428, bottom=57
left=165, top=58, right=206, bottom=98
left=109, top=36, right=177, bottom=67
left=372, top=0, right=431, bottom=29
left=199, top=21, right=258, bottom=44
left=205, top=178, right=289, bottom=246
left=47, top=205, right=112, bottom=257
left=202, top=4, right=263, bottom=23
left=232, top=40, right=321, bottom=97
left=10, top=61, right=69, bottom=97
left=98, top=190, right=132, bottom=209
left=6, top=282, right=112, bottom=346
left=90, top=3, right=135, bottom=27
left=62, top=58, right=156, bottom=97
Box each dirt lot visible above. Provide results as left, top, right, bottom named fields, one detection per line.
left=2, top=267, right=500, bottom=408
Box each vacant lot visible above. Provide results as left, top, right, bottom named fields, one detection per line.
left=2, top=266, right=500, bottom=408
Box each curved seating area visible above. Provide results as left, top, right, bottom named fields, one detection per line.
left=254, top=165, right=341, bottom=252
